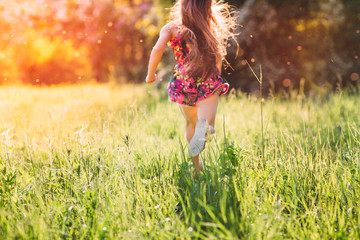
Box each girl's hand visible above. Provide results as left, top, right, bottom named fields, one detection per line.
left=145, top=74, right=156, bottom=84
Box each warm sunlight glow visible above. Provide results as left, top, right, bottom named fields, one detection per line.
left=0, top=0, right=152, bottom=85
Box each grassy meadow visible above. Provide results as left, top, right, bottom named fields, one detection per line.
left=0, top=84, right=359, bottom=239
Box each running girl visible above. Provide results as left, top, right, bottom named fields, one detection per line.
left=146, top=0, right=237, bottom=177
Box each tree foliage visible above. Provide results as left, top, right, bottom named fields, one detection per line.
left=0, top=0, right=164, bottom=85
left=0, top=0, right=358, bottom=93
left=225, top=0, right=359, bottom=94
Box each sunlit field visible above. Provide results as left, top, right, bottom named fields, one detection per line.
left=0, top=85, right=359, bottom=239
left=1, top=0, right=359, bottom=239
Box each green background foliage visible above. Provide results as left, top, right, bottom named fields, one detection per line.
left=0, top=0, right=359, bottom=93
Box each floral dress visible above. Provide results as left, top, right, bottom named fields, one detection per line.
left=167, top=31, right=229, bottom=107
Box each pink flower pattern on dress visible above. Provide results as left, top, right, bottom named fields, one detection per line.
left=167, top=32, right=229, bottom=106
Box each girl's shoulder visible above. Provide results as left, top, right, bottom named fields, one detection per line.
left=163, top=21, right=182, bottom=39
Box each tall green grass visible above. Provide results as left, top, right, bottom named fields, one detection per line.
left=0, top=84, right=359, bottom=239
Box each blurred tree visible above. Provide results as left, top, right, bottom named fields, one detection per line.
left=14, top=31, right=91, bottom=85
left=39, top=0, right=156, bottom=83
left=0, top=0, right=358, bottom=92
left=0, top=10, right=19, bottom=85
left=334, top=0, right=360, bottom=87
left=0, top=0, right=165, bottom=84
left=226, top=0, right=359, bottom=94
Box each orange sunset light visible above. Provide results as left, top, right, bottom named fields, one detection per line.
left=0, top=0, right=155, bottom=85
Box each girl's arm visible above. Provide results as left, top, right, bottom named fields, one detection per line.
left=146, top=23, right=174, bottom=84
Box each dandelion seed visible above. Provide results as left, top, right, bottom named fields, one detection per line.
left=188, top=227, right=193, bottom=232
left=165, top=217, right=170, bottom=222
left=154, top=205, right=160, bottom=209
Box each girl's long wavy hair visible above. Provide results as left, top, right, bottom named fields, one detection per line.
left=170, top=0, right=238, bottom=79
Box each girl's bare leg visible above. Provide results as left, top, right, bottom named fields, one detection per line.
left=197, top=94, right=219, bottom=132
left=178, top=94, right=220, bottom=176
left=178, top=104, right=202, bottom=174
